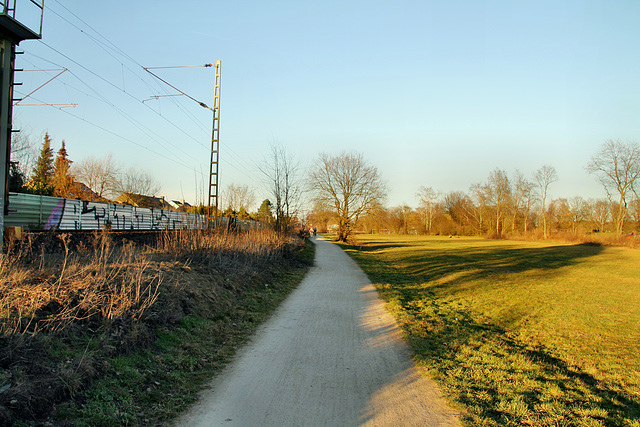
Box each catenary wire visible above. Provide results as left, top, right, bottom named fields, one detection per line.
left=35, top=3, right=263, bottom=188
left=23, top=93, right=194, bottom=170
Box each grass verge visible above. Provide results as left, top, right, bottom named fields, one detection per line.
left=1, top=229, right=314, bottom=426
left=338, top=235, right=640, bottom=426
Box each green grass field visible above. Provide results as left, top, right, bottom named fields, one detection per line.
left=339, top=235, right=640, bottom=426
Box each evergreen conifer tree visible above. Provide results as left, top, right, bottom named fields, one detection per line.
left=29, top=132, right=55, bottom=195
left=257, top=199, right=273, bottom=223
left=52, top=140, right=74, bottom=198
left=8, top=162, right=25, bottom=192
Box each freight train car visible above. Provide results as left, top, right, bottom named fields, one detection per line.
left=4, top=193, right=260, bottom=232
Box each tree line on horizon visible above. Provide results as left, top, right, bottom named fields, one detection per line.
left=306, top=140, right=640, bottom=240
left=12, top=133, right=639, bottom=241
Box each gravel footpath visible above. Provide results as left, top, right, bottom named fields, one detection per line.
left=176, top=236, right=461, bottom=426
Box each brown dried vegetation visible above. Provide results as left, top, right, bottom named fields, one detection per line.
left=0, top=228, right=306, bottom=425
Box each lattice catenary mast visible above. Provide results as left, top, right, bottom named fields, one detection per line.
left=207, top=60, right=221, bottom=227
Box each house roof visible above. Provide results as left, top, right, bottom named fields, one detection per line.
left=115, top=192, right=170, bottom=209
left=68, top=182, right=109, bottom=202
left=168, top=199, right=192, bottom=209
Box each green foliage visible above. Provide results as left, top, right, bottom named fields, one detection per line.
left=29, top=133, right=55, bottom=196
left=187, top=204, right=208, bottom=215
left=8, top=162, right=25, bottom=192
left=237, top=206, right=251, bottom=220
left=257, top=199, right=273, bottom=223
left=341, top=235, right=640, bottom=426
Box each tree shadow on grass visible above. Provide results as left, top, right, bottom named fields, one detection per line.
left=347, top=242, right=640, bottom=424
left=385, top=243, right=605, bottom=285
left=406, top=310, right=640, bottom=425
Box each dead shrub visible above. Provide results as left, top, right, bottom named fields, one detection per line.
left=156, top=228, right=300, bottom=273
left=0, top=226, right=307, bottom=425
left=0, top=231, right=160, bottom=336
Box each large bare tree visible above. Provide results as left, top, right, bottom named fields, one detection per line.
left=73, top=154, right=120, bottom=199
left=116, top=167, right=161, bottom=197
left=534, top=165, right=558, bottom=239
left=309, top=151, right=386, bottom=242
left=222, top=183, right=256, bottom=214
left=587, top=140, right=640, bottom=235
left=258, top=143, right=302, bottom=233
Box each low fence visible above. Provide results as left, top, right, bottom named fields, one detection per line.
left=5, top=193, right=260, bottom=231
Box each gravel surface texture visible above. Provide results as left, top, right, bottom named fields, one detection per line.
left=176, top=236, right=461, bottom=426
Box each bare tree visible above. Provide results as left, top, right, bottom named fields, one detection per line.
left=587, top=198, right=610, bottom=232
left=222, top=183, right=256, bottom=213
left=309, top=151, right=386, bottom=242
left=470, top=169, right=511, bottom=235
left=416, top=186, right=440, bottom=234
left=469, top=183, right=489, bottom=234
left=629, top=195, right=640, bottom=231
left=486, top=169, right=512, bottom=235
left=73, top=154, right=120, bottom=199
left=443, top=191, right=475, bottom=233
left=568, top=196, right=588, bottom=233
left=587, top=140, right=640, bottom=235
left=511, top=170, right=534, bottom=234
left=534, top=165, right=558, bottom=239
left=258, top=143, right=302, bottom=233
left=307, top=198, right=336, bottom=233
left=10, top=129, right=37, bottom=179
left=117, top=167, right=161, bottom=197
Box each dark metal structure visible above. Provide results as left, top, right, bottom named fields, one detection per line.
left=0, top=0, right=44, bottom=244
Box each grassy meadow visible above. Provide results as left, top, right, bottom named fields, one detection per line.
left=339, top=235, right=640, bottom=426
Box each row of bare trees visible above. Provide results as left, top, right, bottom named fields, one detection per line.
left=359, top=187, right=636, bottom=237
left=306, top=140, right=640, bottom=238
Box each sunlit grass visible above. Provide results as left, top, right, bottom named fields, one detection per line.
left=339, top=235, right=640, bottom=426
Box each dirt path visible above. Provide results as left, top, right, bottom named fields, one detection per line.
left=176, top=236, right=461, bottom=426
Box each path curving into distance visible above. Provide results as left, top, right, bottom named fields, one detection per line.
left=176, top=236, right=461, bottom=427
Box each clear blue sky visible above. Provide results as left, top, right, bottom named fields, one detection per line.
left=11, top=0, right=640, bottom=209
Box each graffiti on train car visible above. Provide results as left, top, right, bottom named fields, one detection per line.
left=81, top=201, right=109, bottom=229
left=6, top=193, right=262, bottom=231
left=5, top=193, right=206, bottom=231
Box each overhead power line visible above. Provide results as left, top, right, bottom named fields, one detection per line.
left=143, top=66, right=214, bottom=111
left=17, top=103, right=76, bottom=108
left=29, top=5, right=260, bottom=183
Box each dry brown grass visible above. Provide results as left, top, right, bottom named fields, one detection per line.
left=505, top=230, right=639, bottom=249
left=0, top=226, right=307, bottom=425
left=0, top=231, right=161, bottom=336
left=157, top=228, right=297, bottom=271
left=0, top=228, right=297, bottom=337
